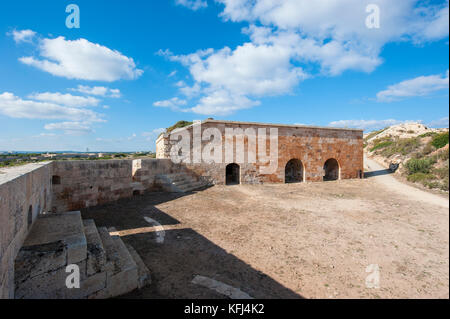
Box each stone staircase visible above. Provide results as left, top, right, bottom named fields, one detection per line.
left=156, top=172, right=210, bottom=193
left=14, top=211, right=150, bottom=299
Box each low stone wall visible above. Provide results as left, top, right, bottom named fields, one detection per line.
left=1, top=158, right=201, bottom=298
left=51, top=159, right=187, bottom=213
left=0, top=162, right=53, bottom=298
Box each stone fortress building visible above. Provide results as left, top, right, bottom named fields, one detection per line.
left=1, top=119, right=363, bottom=299
left=156, top=119, right=364, bottom=185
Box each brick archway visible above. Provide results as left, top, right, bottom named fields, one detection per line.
left=285, top=159, right=304, bottom=183
left=323, top=158, right=340, bottom=181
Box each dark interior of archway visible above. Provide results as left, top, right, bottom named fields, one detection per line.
left=27, top=205, right=33, bottom=229
left=285, top=159, right=303, bottom=183
left=226, top=163, right=240, bottom=185
left=324, top=159, right=339, bottom=181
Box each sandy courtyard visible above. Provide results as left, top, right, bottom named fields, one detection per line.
left=81, top=174, right=449, bottom=299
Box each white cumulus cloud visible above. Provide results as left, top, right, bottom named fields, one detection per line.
left=44, top=121, right=94, bottom=135
left=376, top=70, right=449, bottom=102
left=71, top=85, right=122, bottom=98
left=0, top=92, right=104, bottom=122
left=176, top=0, right=208, bottom=10
left=153, top=97, right=188, bottom=110
left=427, top=116, right=449, bottom=128
left=189, top=89, right=260, bottom=115
left=329, top=119, right=417, bottom=130
left=157, top=0, right=449, bottom=115
left=28, top=92, right=100, bottom=107
left=8, top=29, right=36, bottom=43
left=19, top=36, right=143, bottom=82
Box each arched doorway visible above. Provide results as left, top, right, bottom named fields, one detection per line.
left=285, top=159, right=304, bottom=183
left=323, top=158, right=340, bottom=181
left=226, top=163, right=240, bottom=185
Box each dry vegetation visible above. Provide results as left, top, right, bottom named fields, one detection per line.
left=365, top=123, right=449, bottom=191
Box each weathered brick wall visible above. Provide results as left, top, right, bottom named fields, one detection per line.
left=51, top=159, right=189, bottom=213
left=159, top=120, right=363, bottom=184
left=0, top=162, right=53, bottom=298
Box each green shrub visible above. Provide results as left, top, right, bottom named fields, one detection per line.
left=378, top=137, right=421, bottom=157
left=421, top=143, right=435, bottom=156
left=158, top=120, right=194, bottom=138
left=431, top=132, right=449, bottom=149
left=437, top=150, right=449, bottom=161
left=419, top=132, right=437, bottom=138
left=370, top=140, right=393, bottom=152
left=407, top=172, right=434, bottom=183
left=433, top=167, right=449, bottom=180
left=364, top=128, right=387, bottom=142
left=395, top=137, right=421, bottom=155
left=441, top=177, right=449, bottom=191
left=405, top=157, right=437, bottom=174
left=167, top=120, right=193, bottom=133
left=423, top=181, right=441, bottom=189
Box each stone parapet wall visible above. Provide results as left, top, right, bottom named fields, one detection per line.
left=0, top=162, right=53, bottom=298
left=1, top=158, right=189, bottom=298
left=51, top=159, right=189, bottom=213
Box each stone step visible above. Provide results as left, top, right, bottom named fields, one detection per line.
left=14, top=211, right=88, bottom=299
left=154, top=175, right=182, bottom=192
left=90, top=227, right=138, bottom=298
left=172, top=178, right=197, bottom=187
left=107, top=227, right=137, bottom=274
left=18, top=211, right=87, bottom=272
left=96, top=227, right=119, bottom=274
left=82, top=220, right=107, bottom=276
left=125, top=244, right=151, bottom=289
left=14, top=213, right=149, bottom=299
left=163, top=173, right=189, bottom=182
left=178, top=180, right=209, bottom=192
left=156, top=173, right=208, bottom=193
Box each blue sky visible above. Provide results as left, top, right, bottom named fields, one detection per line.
left=0, top=0, right=448, bottom=152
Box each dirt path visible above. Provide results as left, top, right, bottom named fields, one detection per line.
left=364, top=155, right=449, bottom=209
left=82, top=174, right=449, bottom=299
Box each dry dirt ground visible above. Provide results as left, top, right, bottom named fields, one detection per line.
left=81, top=170, right=449, bottom=299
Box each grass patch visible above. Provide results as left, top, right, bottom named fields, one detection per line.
left=376, top=137, right=421, bottom=157
left=405, top=157, right=437, bottom=174
left=431, top=132, right=449, bottom=149
left=407, top=172, right=434, bottom=183
left=421, top=143, right=436, bottom=156
left=419, top=132, right=437, bottom=138
left=364, top=128, right=387, bottom=142
left=167, top=120, right=193, bottom=133
left=433, top=166, right=449, bottom=180
left=158, top=120, right=194, bottom=138
left=437, top=149, right=449, bottom=161
left=370, top=140, right=393, bottom=152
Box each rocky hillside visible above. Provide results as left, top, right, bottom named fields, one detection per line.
left=364, top=123, right=449, bottom=191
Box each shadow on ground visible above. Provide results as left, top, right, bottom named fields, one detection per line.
left=82, top=191, right=183, bottom=229
left=364, top=168, right=393, bottom=178
left=81, top=191, right=302, bottom=299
